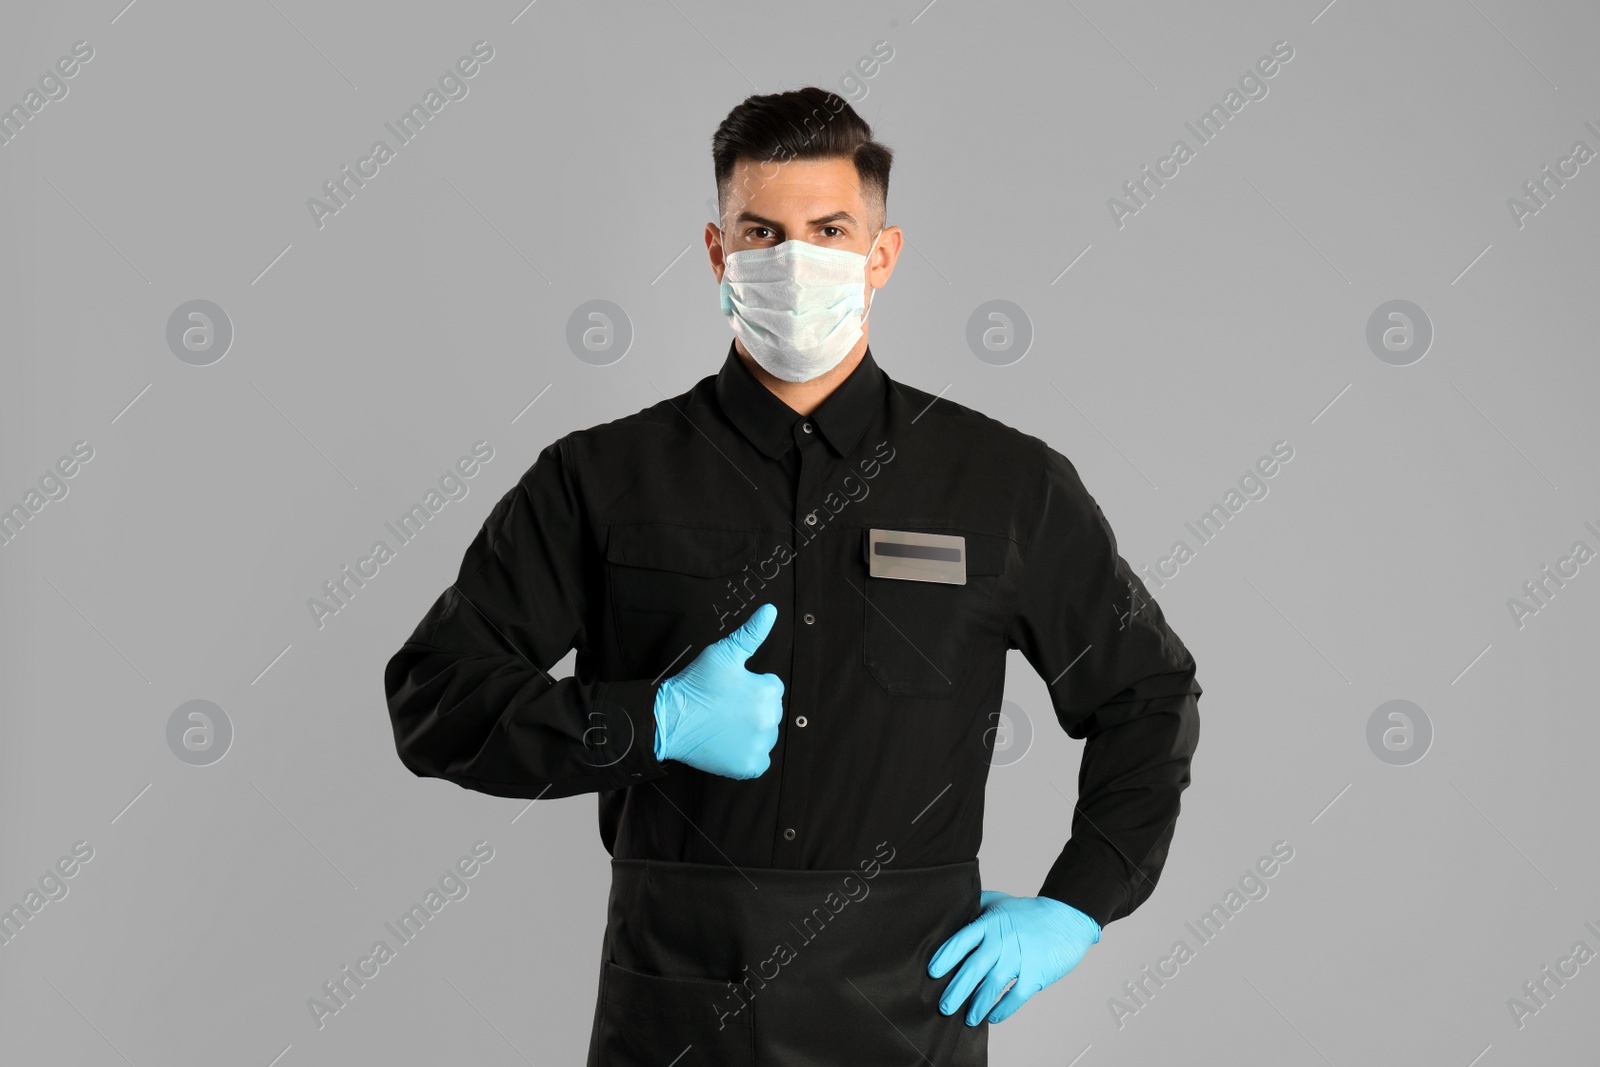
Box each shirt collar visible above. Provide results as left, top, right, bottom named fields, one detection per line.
left=714, top=340, right=886, bottom=460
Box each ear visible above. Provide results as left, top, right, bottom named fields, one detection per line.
left=868, top=225, right=903, bottom=288
left=705, top=222, right=727, bottom=282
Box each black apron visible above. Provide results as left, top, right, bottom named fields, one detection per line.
left=585, top=857, right=989, bottom=1066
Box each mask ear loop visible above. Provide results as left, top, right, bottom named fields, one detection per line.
left=860, top=227, right=885, bottom=324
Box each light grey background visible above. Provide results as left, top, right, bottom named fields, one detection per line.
left=3, top=0, right=1596, bottom=1064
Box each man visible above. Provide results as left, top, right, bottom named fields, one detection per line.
left=384, top=86, right=1201, bottom=1066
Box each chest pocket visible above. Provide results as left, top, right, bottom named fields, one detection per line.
left=861, top=527, right=1009, bottom=698
left=606, top=523, right=766, bottom=676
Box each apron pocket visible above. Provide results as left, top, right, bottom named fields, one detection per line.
left=591, top=960, right=754, bottom=1067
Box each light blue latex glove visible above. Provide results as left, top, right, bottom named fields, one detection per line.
left=652, top=603, right=784, bottom=779
left=929, top=890, right=1102, bottom=1026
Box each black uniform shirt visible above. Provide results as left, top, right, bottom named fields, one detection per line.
left=383, top=342, right=1202, bottom=928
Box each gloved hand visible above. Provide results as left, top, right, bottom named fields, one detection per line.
left=652, top=602, right=784, bottom=779
left=929, top=890, right=1102, bottom=1026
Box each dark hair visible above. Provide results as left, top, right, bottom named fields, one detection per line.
left=711, top=87, right=893, bottom=231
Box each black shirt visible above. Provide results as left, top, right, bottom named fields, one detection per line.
left=383, top=342, right=1201, bottom=928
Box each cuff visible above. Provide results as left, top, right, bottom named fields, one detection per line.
left=591, top=678, right=670, bottom=788
left=1039, top=853, right=1129, bottom=932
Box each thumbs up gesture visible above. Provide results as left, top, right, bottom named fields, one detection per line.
left=652, top=603, right=785, bottom=779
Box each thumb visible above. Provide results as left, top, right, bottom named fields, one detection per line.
left=719, top=602, right=778, bottom=662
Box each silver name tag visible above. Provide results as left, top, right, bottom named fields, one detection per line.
left=867, top=528, right=967, bottom=585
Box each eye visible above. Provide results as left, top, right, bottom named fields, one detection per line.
left=744, top=226, right=775, bottom=241
left=821, top=226, right=845, bottom=238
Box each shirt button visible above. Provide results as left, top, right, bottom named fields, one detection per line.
left=802, top=421, right=814, bottom=434
left=795, top=715, right=808, bottom=727
left=804, top=511, right=818, bottom=526
left=783, top=828, right=797, bottom=840
left=803, top=612, right=815, bottom=625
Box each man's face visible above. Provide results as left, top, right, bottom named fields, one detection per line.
left=707, top=156, right=900, bottom=321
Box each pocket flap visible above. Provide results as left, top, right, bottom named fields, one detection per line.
left=606, top=523, right=759, bottom=577
left=860, top=527, right=1008, bottom=577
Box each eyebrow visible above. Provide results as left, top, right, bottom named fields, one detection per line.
left=732, top=210, right=858, bottom=230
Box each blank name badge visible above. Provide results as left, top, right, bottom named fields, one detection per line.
left=867, top=529, right=967, bottom=585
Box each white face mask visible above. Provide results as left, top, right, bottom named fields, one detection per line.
left=719, top=229, right=883, bottom=383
